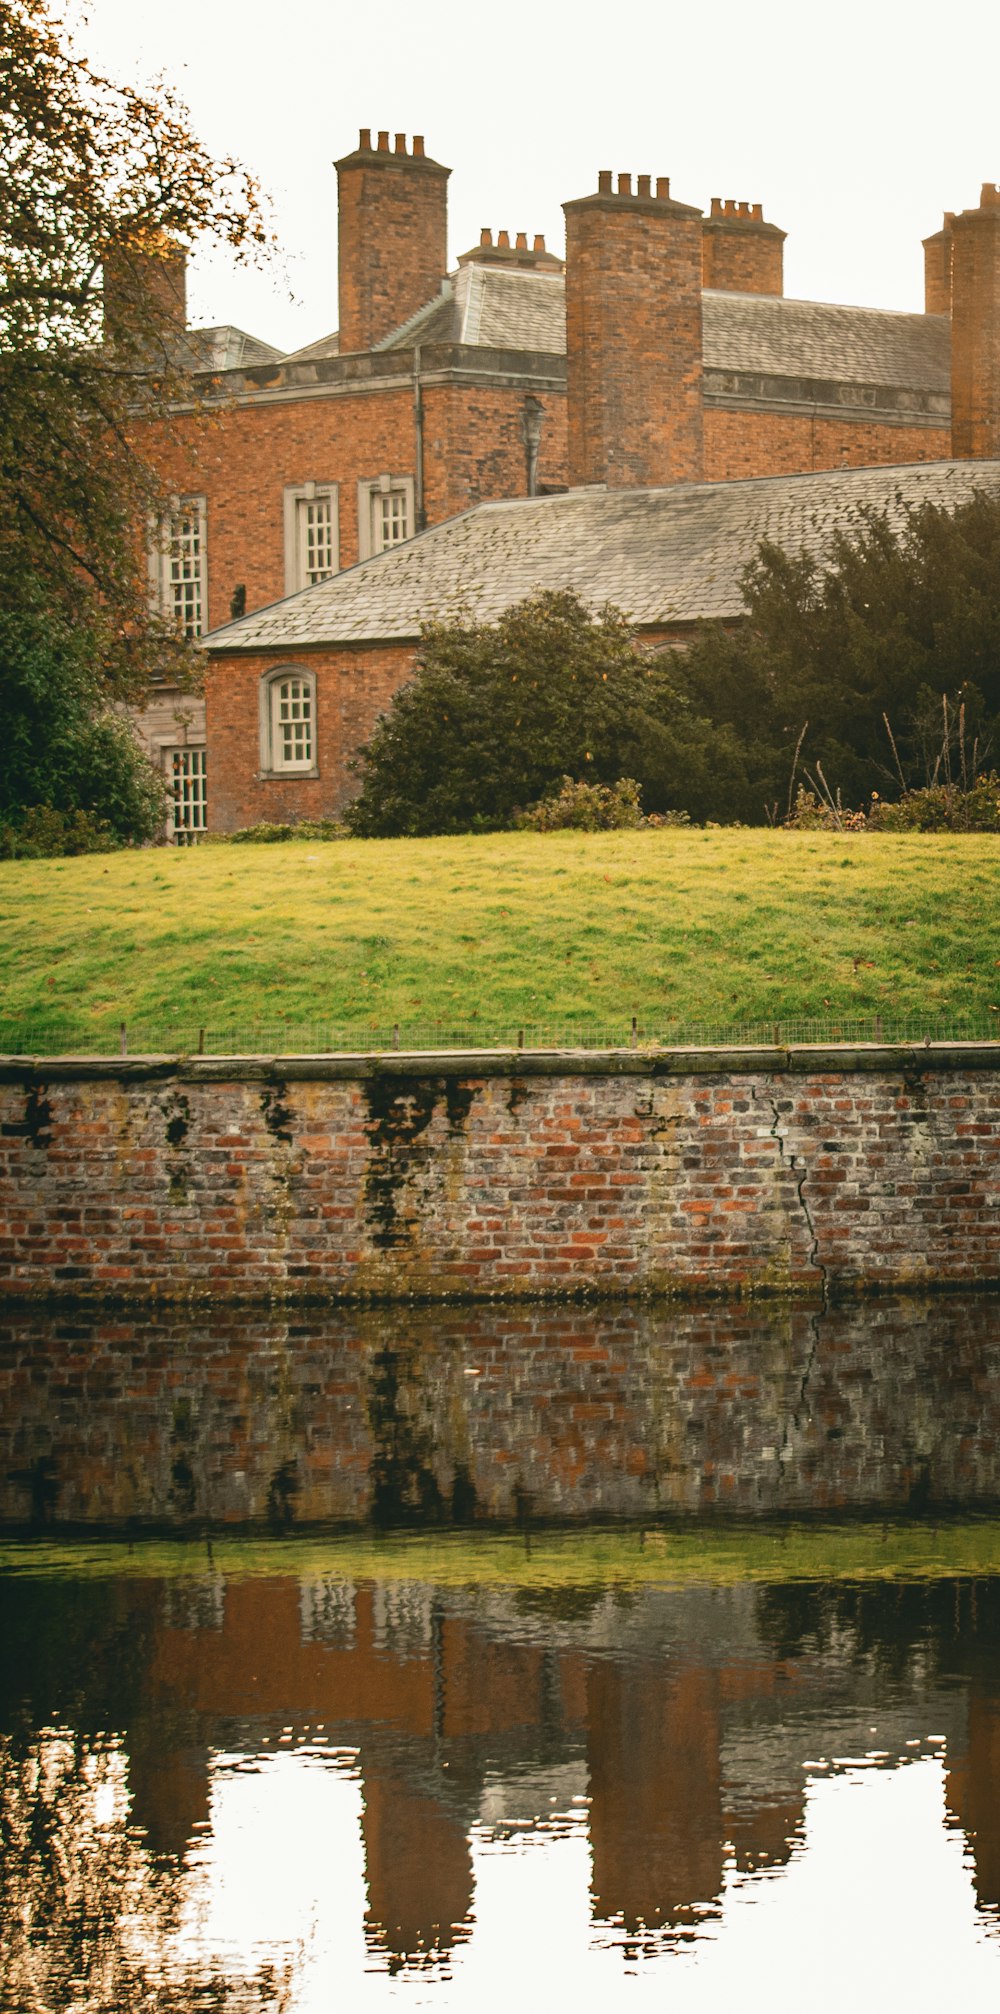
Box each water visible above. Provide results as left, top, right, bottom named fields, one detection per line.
left=4, top=1295, right=1000, bottom=2009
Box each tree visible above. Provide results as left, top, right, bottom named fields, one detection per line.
left=675, top=492, right=1000, bottom=817
left=0, top=0, right=268, bottom=839
left=347, top=589, right=748, bottom=836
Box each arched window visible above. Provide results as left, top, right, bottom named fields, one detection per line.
left=259, top=666, right=318, bottom=775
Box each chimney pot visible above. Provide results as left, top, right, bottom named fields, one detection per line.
left=516, top=230, right=528, bottom=249
left=710, top=196, right=722, bottom=217
left=480, top=227, right=492, bottom=246
left=359, top=128, right=371, bottom=151
left=598, top=170, right=613, bottom=194
left=394, top=133, right=407, bottom=155
left=377, top=130, right=390, bottom=152
left=637, top=174, right=651, bottom=199
left=656, top=176, right=670, bottom=199
left=618, top=173, right=632, bottom=196
left=412, top=135, right=425, bottom=157
left=533, top=234, right=545, bottom=252
left=498, top=229, right=510, bottom=249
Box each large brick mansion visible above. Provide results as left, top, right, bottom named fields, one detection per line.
left=132, top=132, right=1000, bottom=835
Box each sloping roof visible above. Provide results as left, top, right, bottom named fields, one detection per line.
left=204, top=458, right=1000, bottom=652
left=377, top=264, right=566, bottom=354
left=182, top=325, right=285, bottom=369
left=702, top=292, right=950, bottom=392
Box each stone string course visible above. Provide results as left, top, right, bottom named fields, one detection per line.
left=1, top=1046, right=999, bottom=1305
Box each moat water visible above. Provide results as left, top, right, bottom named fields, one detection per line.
left=4, top=1294, right=1000, bottom=2009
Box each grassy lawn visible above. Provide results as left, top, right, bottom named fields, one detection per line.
left=0, top=828, right=997, bottom=1050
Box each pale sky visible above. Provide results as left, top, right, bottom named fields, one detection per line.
left=72, top=0, right=1000, bottom=354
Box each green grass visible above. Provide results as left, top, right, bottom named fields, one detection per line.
left=1, top=829, right=998, bottom=1050
left=5, top=1520, right=1000, bottom=1587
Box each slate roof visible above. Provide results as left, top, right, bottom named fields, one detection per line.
left=277, top=272, right=949, bottom=400
left=180, top=325, right=285, bottom=370
left=204, top=458, right=1000, bottom=653
left=702, top=292, right=950, bottom=393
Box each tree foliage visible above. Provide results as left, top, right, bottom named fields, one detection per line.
left=0, top=0, right=268, bottom=700
left=0, top=588, right=165, bottom=850
left=674, top=491, right=1000, bottom=817
left=346, top=590, right=747, bottom=836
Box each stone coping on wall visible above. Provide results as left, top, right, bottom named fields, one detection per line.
left=2, top=1041, right=1000, bottom=1084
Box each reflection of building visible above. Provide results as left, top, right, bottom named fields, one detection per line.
left=122, top=1574, right=979, bottom=1965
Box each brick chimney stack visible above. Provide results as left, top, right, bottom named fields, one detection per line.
left=950, top=184, right=1000, bottom=458
left=335, top=130, right=450, bottom=354
left=563, top=170, right=704, bottom=490
left=103, top=240, right=188, bottom=343
left=923, top=215, right=955, bottom=315
left=702, top=199, right=785, bottom=295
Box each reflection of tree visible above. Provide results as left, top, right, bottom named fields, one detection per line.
left=0, top=1733, right=292, bottom=2013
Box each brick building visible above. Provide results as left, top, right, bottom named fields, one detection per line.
left=128, top=141, right=1000, bottom=835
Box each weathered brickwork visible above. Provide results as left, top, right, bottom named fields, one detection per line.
left=564, top=177, right=705, bottom=488
left=2, top=1050, right=999, bottom=1305
left=703, top=409, right=952, bottom=481
left=203, top=641, right=415, bottom=828
left=3, top=1293, right=998, bottom=1530
left=702, top=203, right=785, bottom=296
left=336, top=133, right=449, bottom=355
left=951, top=184, right=1000, bottom=459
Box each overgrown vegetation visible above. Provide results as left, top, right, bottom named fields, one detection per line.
left=2, top=830, right=999, bottom=1045
left=0, top=0, right=268, bottom=844
left=348, top=496, right=1000, bottom=834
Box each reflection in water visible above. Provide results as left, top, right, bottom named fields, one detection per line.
left=5, top=1292, right=1000, bottom=2004
left=4, top=1561, right=1000, bottom=2007
left=3, top=1292, right=1000, bottom=1529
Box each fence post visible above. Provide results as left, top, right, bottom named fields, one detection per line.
left=119, top=1022, right=127, bottom=1058
left=392, top=1023, right=400, bottom=1051
left=630, top=1015, right=638, bottom=1050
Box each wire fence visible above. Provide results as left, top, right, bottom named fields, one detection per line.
left=1, top=1013, right=999, bottom=1058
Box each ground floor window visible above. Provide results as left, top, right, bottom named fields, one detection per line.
left=168, top=746, right=207, bottom=843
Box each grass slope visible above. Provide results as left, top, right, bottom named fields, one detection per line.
left=1, top=829, right=997, bottom=1048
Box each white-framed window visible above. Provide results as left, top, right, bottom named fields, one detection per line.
left=259, top=666, right=318, bottom=775
left=358, top=473, right=416, bottom=559
left=150, top=496, right=208, bottom=639
left=167, top=746, right=207, bottom=844
left=283, top=482, right=340, bottom=595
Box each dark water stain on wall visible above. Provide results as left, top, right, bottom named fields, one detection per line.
left=363, top=1077, right=477, bottom=1250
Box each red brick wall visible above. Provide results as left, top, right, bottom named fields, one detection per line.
left=204, top=641, right=417, bottom=831
left=423, top=382, right=568, bottom=521
left=336, top=134, right=449, bottom=354
left=702, top=206, right=784, bottom=296
left=564, top=177, right=704, bottom=487
left=951, top=186, right=1000, bottom=459
left=704, top=408, right=952, bottom=481
left=3, top=1052, right=1000, bottom=1303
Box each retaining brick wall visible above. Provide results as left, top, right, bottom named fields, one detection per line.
left=1, top=1046, right=999, bottom=1305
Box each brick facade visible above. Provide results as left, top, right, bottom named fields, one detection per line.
left=126, top=141, right=1000, bottom=833
left=3, top=1048, right=1000, bottom=1304
left=204, top=642, right=415, bottom=828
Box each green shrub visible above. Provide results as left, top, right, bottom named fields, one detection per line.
left=227, top=819, right=348, bottom=844
left=0, top=805, right=120, bottom=859
left=517, top=775, right=645, bottom=832
left=870, top=774, right=1000, bottom=832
